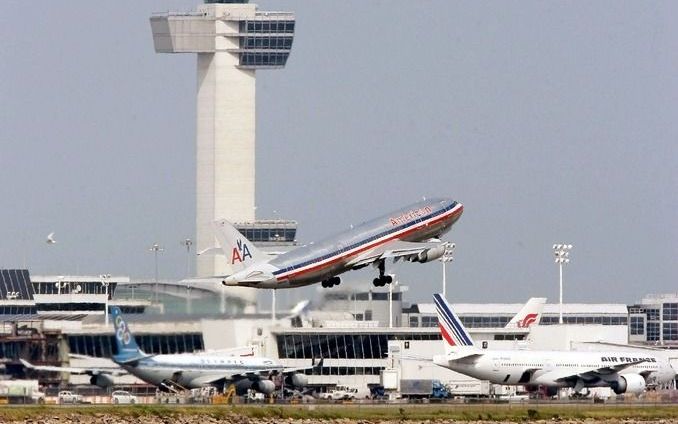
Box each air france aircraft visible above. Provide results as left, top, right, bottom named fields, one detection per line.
left=215, top=198, right=463, bottom=289
left=432, top=294, right=676, bottom=396
left=23, top=307, right=318, bottom=394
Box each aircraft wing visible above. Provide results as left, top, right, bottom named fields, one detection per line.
left=186, top=359, right=324, bottom=386
left=20, top=359, right=127, bottom=377
left=544, top=360, right=648, bottom=384
left=347, top=240, right=447, bottom=269
left=280, top=357, right=324, bottom=374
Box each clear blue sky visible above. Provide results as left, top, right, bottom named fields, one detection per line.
left=1, top=1, right=676, bottom=306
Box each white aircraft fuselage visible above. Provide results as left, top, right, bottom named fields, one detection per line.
left=434, top=349, right=675, bottom=392
left=126, top=354, right=281, bottom=389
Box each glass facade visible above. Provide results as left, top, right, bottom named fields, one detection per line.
left=276, top=333, right=441, bottom=360
left=461, top=316, right=511, bottom=328
left=663, top=303, right=678, bottom=321
left=647, top=322, right=660, bottom=341
left=0, top=305, right=37, bottom=315
left=238, top=227, right=296, bottom=243
left=0, top=270, right=34, bottom=301
left=68, top=333, right=204, bottom=357
left=236, top=19, right=294, bottom=68
left=539, top=315, right=627, bottom=325
left=630, top=316, right=645, bottom=335
left=663, top=322, right=678, bottom=341
left=32, top=281, right=117, bottom=298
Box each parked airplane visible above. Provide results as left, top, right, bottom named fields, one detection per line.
left=504, top=297, right=546, bottom=329
left=432, top=294, right=675, bottom=396
left=23, top=307, right=319, bottom=394
left=215, top=198, right=463, bottom=289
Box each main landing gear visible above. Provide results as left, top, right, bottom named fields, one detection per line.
left=372, top=260, right=393, bottom=287
left=321, top=276, right=341, bottom=288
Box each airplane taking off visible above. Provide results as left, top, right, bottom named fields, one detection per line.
left=432, top=294, right=676, bottom=396
left=23, top=307, right=318, bottom=394
left=215, top=198, right=463, bottom=289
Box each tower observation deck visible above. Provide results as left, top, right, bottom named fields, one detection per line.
left=150, top=1, right=295, bottom=278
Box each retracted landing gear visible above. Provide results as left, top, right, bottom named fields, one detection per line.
left=372, top=260, right=393, bottom=287
left=321, top=276, right=341, bottom=288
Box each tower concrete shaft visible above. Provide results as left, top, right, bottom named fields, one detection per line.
left=150, top=2, right=295, bottom=277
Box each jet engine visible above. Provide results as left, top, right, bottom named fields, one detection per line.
left=252, top=379, right=276, bottom=395
left=234, top=379, right=253, bottom=395
left=89, top=374, right=114, bottom=388
left=610, top=374, right=646, bottom=395
left=285, top=373, right=308, bottom=388
left=415, top=246, right=446, bottom=263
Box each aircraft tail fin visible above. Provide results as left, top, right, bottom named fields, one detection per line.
left=433, top=293, right=476, bottom=356
left=505, top=297, right=546, bottom=328
left=110, top=306, right=146, bottom=364
left=213, top=219, right=268, bottom=274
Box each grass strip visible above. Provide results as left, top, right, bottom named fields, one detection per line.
left=1, top=403, right=678, bottom=422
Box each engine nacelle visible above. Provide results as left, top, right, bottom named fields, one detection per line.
left=89, top=374, right=114, bottom=388
left=611, top=374, right=646, bottom=395
left=252, top=379, right=276, bottom=395
left=234, top=379, right=253, bottom=395
left=285, top=373, right=308, bottom=388
left=416, top=246, right=446, bottom=263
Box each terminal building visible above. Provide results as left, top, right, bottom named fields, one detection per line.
left=3, top=269, right=676, bottom=397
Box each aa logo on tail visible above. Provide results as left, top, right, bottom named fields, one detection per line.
left=518, top=313, right=538, bottom=328
left=231, top=239, right=253, bottom=264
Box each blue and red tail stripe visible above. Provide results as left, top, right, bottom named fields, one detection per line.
left=433, top=294, right=474, bottom=347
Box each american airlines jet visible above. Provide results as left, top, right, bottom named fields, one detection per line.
left=23, top=307, right=317, bottom=394
left=215, top=198, right=463, bottom=289
left=432, top=294, right=675, bottom=396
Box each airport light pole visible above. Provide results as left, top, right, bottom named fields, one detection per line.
left=553, top=244, right=572, bottom=324
left=149, top=243, right=164, bottom=303
left=440, top=242, right=456, bottom=299
left=271, top=289, right=276, bottom=325
left=181, top=238, right=193, bottom=278
left=99, top=274, right=111, bottom=326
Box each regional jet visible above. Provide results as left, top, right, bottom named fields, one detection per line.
left=22, top=307, right=318, bottom=394
left=432, top=294, right=676, bottom=396
left=215, top=198, right=463, bottom=289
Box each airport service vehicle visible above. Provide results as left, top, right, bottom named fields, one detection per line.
left=432, top=294, right=676, bottom=396
left=213, top=198, right=462, bottom=289
left=111, top=390, right=137, bottom=404
left=400, top=379, right=450, bottom=399
left=319, top=385, right=358, bottom=400
left=0, top=380, right=45, bottom=404
left=57, top=390, right=82, bottom=404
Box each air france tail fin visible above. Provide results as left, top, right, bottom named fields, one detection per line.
left=505, top=297, right=546, bottom=328
left=433, top=293, right=476, bottom=356
left=213, top=219, right=268, bottom=275
left=110, top=307, right=146, bottom=364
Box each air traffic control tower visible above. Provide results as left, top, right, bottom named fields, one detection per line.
left=150, top=1, right=296, bottom=278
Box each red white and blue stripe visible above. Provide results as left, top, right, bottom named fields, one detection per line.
left=434, top=293, right=474, bottom=347
left=272, top=201, right=463, bottom=282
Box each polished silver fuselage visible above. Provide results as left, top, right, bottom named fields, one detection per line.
left=265, top=198, right=463, bottom=288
